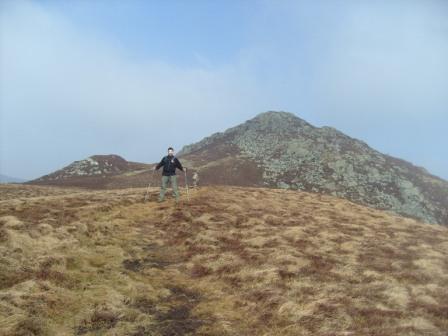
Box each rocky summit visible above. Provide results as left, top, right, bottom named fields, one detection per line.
left=28, top=111, right=448, bottom=226
left=178, top=111, right=448, bottom=225
left=30, top=154, right=149, bottom=189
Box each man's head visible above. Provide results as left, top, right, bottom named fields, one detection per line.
left=167, top=147, right=174, bottom=156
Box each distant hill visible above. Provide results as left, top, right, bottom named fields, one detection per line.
left=28, top=154, right=151, bottom=189
left=0, top=174, right=25, bottom=184
left=29, top=111, right=448, bottom=225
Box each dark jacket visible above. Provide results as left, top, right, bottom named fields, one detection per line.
left=156, top=155, right=184, bottom=176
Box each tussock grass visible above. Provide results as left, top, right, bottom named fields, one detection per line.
left=0, top=184, right=447, bottom=335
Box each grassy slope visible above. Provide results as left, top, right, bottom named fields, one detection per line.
left=0, top=184, right=447, bottom=336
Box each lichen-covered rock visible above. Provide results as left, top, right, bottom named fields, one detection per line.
left=29, top=155, right=149, bottom=189
left=178, top=111, right=448, bottom=226
left=34, top=155, right=131, bottom=181
left=27, top=111, right=447, bottom=226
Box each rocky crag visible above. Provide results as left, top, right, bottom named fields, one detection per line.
left=29, top=112, right=448, bottom=225
left=177, top=111, right=448, bottom=225
left=30, top=154, right=150, bottom=189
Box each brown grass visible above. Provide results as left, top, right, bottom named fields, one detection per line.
left=0, top=184, right=447, bottom=335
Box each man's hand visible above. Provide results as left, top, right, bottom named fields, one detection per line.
left=153, top=166, right=157, bottom=171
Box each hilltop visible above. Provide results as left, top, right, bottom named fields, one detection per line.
left=28, top=111, right=448, bottom=226
left=177, top=111, right=448, bottom=226
left=29, top=154, right=151, bottom=189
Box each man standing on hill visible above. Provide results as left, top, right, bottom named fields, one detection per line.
left=154, top=147, right=186, bottom=203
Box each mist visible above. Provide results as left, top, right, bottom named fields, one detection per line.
left=1, top=0, right=447, bottom=180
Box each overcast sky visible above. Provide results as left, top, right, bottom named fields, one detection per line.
left=1, top=0, right=447, bottom=181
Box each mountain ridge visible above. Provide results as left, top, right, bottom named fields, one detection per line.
left=29, top=111, right=448, bottom=225
left=176, top=111, right=447, bottom=225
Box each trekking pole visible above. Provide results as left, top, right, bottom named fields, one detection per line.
left=184, top=168, right=190, bottom=202
left=144, top=168, right=156, bottom=202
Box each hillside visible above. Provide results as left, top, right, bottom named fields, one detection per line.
left=29, top=154, right=152, bottom=189
left=1, top=184, right=447, bottom=335
left=28, top=112, right=448, bottom=226
left=177, top=111, right=448, bottom=226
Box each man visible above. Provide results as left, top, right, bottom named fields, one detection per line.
left=154, top=147, right=186, bottom=203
